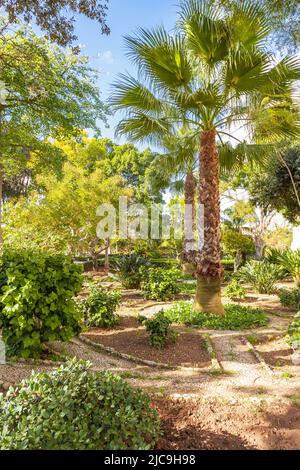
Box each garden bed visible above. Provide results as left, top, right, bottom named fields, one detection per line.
left=81, top=317, right=211, bottom=368
left=255, top=337, right=295, bottom=369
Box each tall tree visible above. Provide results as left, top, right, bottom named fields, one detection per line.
left=0, top=23, right=107, bottom=245
left=0, top=1, right=110, bottom=46
left=151, top=129, right=198, bottom=267
left=111, top=0, right=300, bottom=314
left=249, top=145, right=300, bottom=224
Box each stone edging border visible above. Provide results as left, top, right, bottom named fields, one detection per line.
left=202, top=334, right=223, bottom=372
left=77, top=335, right=213, bottom=372
left=241, top=336, right=274, bottom=375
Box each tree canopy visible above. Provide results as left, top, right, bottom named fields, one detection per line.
left=0, top=0, right=110, bottom=46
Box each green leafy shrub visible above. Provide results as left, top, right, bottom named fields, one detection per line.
left=223, top=279, right=246, bottom=300
left=165, top=302, right=268, bottom=330
left=279, top=284, right=300, bottom=309
left=143, top=311, right=177, bottom=348
left=140, top=266, right=180, bottom=301
left=237, top=261, right=284, bottom=294
left=78, top=285, right=121, bottom=327
left=0, top=250, right=83, bottom=358
left=0, top=358, right=160, bottom=450
left=115, top=254, right=149, bottom=288
left=287, top=312, right=300, bottom=345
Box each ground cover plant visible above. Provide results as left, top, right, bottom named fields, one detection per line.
left=165, top=302, right=268, bottom=330
left=0, top=250, right=83, bottom=358
left=223, top=279, right=246, bottom=300
left=78, top=284, right=121, bottom=328
left=0, top=358, right=160, bottom=450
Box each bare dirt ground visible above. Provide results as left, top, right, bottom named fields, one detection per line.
left=1, top=282, right=300, bottom=450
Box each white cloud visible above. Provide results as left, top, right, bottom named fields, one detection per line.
left=98, top=50, right=114, bottom=64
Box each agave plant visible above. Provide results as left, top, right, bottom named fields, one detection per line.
left=263, top=247, right=286, bottom=265
left=276, top=249, right=300, bottom=281
left=114, top=254, right=149, bottom=289
left=238, top=261, right=285, bottom=294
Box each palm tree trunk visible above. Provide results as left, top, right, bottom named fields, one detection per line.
left=182, top=170, right=196, bottom=273
left=194, top=129, right=224, bottom=315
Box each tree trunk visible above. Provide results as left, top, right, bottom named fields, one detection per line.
left=182, top=170, right=196, bottom=274
left=194, top=130, right=224, bottom=315
left=104, top=238, right=110, bottom=272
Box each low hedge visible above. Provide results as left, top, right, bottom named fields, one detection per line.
left=0, top=358, right=160, bottom=450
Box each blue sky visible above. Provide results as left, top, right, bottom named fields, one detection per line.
left=73, top=0, right=179, bottom=141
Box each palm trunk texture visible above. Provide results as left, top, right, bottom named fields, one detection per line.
left=182, top=170, right=196, bottom=273
left=194, top=130, right=224, bottom=315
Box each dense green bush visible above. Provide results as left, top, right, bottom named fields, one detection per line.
left=237, top=261, right=284, bottom=294
left=279, top=284, right=300, bottom=309
left=143, top=311, right=177, bottom=348
left=0, top=358, right=160, bottom=450
left=165, top=302, right=268, bottom=330
left=0, top=250, right=83, bottom=358
left=115, top=254, right=149, bottom=288
left=287, top=312, right=300, bottom=345
left=78, top=285, right=121, bottom=327
left=140, top=266, right=180, bottom=301
left=223, top=279, right=246, bottom=300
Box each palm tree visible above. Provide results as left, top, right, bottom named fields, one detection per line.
left=111, top=0, right=300, bottom=314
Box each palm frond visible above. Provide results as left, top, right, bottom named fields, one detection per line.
left=228, top=0, right=271, bottom=48
left=218, top=141, right=276, bottom=173
left=224, top=47, right=271, bottom=93
left=115, top=112, right=172, bottom=144
left=110, top=73, right=163, bottom=112
left=124, top=26, right=193, bottom=90
left=179, top=0, right=230, bottom=66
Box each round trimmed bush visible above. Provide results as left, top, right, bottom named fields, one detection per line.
left=0, top=359, right=160, bottom=450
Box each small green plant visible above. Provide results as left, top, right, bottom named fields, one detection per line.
left=144, top=311, right=177, bottom=348
left=0, top=249, right=83, bottom=358
left=0, top=358, right=160, bottom=450
left=115, top=254, right=149, bottom=289
left=287, top=312, right=300, bottom=345
left=78, top=285, right=121, bottom=328
left=279, top=284, right=300, bottom=309
left=223, top=279, right=246, bottom=300
left=281, top=372, right=294, bottom=379
left=237, top=260, right=285, bottom=294
left=246, top=334, right=259, bottom=345
left=140, top=266, right=180, bottom=301
left=165, top=302, right=268, bottom=330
